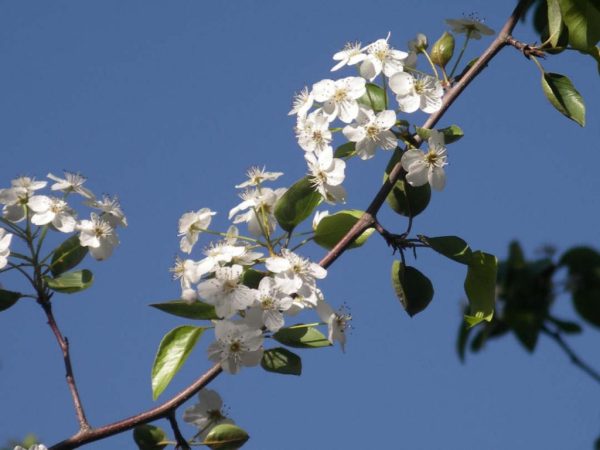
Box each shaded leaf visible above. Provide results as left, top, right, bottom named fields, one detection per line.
left=313, top=209, right=374, bottom=250
left=241, top=268, right=266, bottom=289
left=50, top=234, right=88, bottom=276
left=384, top=148, right=431, bottom=217
left=0, top=289, right=21, bottom=312
left=334, top=142, right=356, bottom=159
left=44, top=269, right=93, bottom=294
left=391, top=261, right=434, bottom=317
left=133, top=425, right=167, bottom=450
left=464, top=251, right=496, bottom=326
left=150, top=299, right=218, bottom=320
left=548, top=316, right=583, bottom=334
left=547, top=0, right=564, bottom=47
left=272, top=324, right=331, bottom=348
left=151, top=325, right=205, bottom=400
left=261, top=347, right=302, bottom=375
left=274, top=176, right=322, bottom=232
left=558, top=0, right=600, bottom=51
left=415, top=125, right=464, bottom=144
left=541, top=72, right=585, bottom=126
left=204, top=424, right=250, bottom=450
left=357, top=83, right=386, bottom=112
left=419, top=235, right=473, bottom=264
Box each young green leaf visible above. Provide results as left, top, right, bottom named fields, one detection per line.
left=419, top=235, right=473, bottom=264
left=391, top=261, right=434, bottom=317
left=261, top=347, right=302, bottom=376
left=464, top=251, right=497, bottom=327
left=44, top=270, right=93, bottom=294
left=150, top=300, right=218, bottom=320
left=274, top=176, right=322, bottom=232
left=541, top=72, right=585, bottom=126
left=313, top=209, right=374, bottom=250
left=272, top=324, right=331, bottom=348
left=50, top=234, right=88, bottom=276
left=151, top=325, right=205, bottom=400
left=204, top=424, right=250, bottom=450
left=357, top=83, right=386, bottom=112
left=133, top=425, right=167, bottom=450
left=0, top=289, right=21, bottom=312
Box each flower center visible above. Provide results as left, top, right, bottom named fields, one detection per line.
left=366, top=124, right=380, bottom=139
left=333, top=88, right=348, bottom=102
left=425, top=150, right=441, bottom=166
left=229, top=340, right=242, bottom=353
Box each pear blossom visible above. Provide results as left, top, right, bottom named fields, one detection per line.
left=389, top=72, right=443, bottom=114
left=28, top=196, right=77, bottom=232
left=87, top=194, right=127, bottom=228
left=0, top=229, right=13, bottom=269
left=360, top=34, right=410, bottom=81
left=0, top=177, right=47, bottom=222
left=77, top=213, right=119, bottom=260
left=197, top=265, right=256, bottom=318
left=235, top=167, right=283, bottom=189
left=342, top=109, right=397, bottom=160
left=295, top=110, right=333, bottom=154
left=183, top=389, right=235, bottom=438
left=317, top=299, right=351, bottom=352
left=48, top=172, right=94, bottom=199
left=288, top=86, right=314, bottom=117
left=265, top=249, right=327, bottom=305
left=178, top=208, right=216, bottom=254
left=331, top=41, right=367, bottom=72
left=305, top=147, right=346, bottom=204
left=170, top=257, right=206, bottom=302
left=311, top=77, right=366, bottom=123
left=401, top=130, right=448, bottom=191
left=254, top=276, right=294, bottom=332
left=446, top=16, right=494, bottom=39
left=229, top=187, right=286, bottom=236
left=13, top=445, right=48, bottom=450
left=207, top=320, right=264, bottom=374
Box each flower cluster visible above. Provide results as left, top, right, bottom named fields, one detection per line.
left=0, top=172, right=126, bottom=261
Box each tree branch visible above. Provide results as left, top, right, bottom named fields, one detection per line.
left=167, top=411, right=191, bottom=450
left=50, top=1, right=533, bottom=448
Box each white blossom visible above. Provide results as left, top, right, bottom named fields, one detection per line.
left=342, top=109, right=397, bottom=160
left=170, top=257, right=206, bottom=302
left=288, top=86, right=314, bottom=117
left=14, top=445, right=48, bottom=450
left=331, top=41, right=367, bottom=72
left=0, top=228, right=13, bottom=270
left=254, top=276, right=294, bottom=332
left=317, top=299, right=351, bottom=352
left=183, top=389, right=235, bottom=439
left=305, top=147, right=346, bottom=204
left=445, top=16, right=494, bottom=39
left=28, top=196, right=77, bottom=232
left=296, top=110, right=333, bottom=154
left=197, top=265, right=256, bottom=318
left=87, top=194, right=127, bottom=228
left=389, top=72, right=443, bottom=114
left=311, top=77, right=366, bottom=123
left=178, top=208, right=216, bottom=254
left=360, top=34, right=409, bottom=81
left=207, top=320, right=263, bottom=374
left=229, top=187, right=286, bottom=237
left=48, top=172, right=94, bottom=199
left=77, top=213, right=119, bottom=260
left=0, top=177, right=47, bottom=222
left=401, top=130, right=448, bottom=191
left=235, top=167, right=283, bottom=189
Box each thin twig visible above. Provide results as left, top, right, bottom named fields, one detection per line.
left=505, top=35, right=546, bottom=59
left=541, top=325, right=600, bottom=384
left=167, top=411, right=191, bottom=450
left=40, top=300, right=91, bottom=432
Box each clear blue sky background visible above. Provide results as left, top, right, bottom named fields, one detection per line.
left=1, top=1, right=599, bottom=449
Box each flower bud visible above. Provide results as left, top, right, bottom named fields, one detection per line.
left=430, top=31, right=455, bottom=68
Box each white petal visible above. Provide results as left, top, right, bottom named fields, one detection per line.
left=405, top=163, right=429, bottom=187
left=389, top=72, right=413, bottom=95
left=429, top=167, right=446, bottom=191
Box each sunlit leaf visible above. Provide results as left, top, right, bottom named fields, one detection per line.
left=541, top=72, right=585, bottom=126
left=272, top=324, right=331, bottom=348
left=204, top=424, right=250, bottom=450
left=274, top=176, right=322, bottom=232
left=419, top=235, right=473, bottom=264
left=464, top=251, right=496, bottom=327
left=313, top=209, right=374, bottom=250
left=50, top=234, right=88, bottom=276
left=150, top=299, right=218, bottom=320
left=44, top=270, right=93, bottom=294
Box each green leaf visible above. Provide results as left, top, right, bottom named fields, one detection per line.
left=547, top=0, right=564, bottom=47
left=272, top=324, right=331, bottom=348
left=572, top=286, right=600, bottom=327
left=151, top=325, right=205, bottom=400
left=44, top=269, right=93, bottom=294
left=274, top=176, right=322, bottom=232
left=415, top=125, right=464, bottom=144
left=204, top=424, right=250, bottom=450
left=548, top=316, right=583, bottom=334
left=504, top=309, right=542, bottom=351
left=357, top=83, right=386, bottom=112
left=391, top=261, right=434, bottom=317
left=50, top=234, right=88, bottom=276
left=559, top=246, right=600, bottom=274
left=464, top=251, right=497, bottom=327
left=419, top=235, right=473, bottom=264
left=558, top=0, right=600, bottom=51
left=313, top=209, right=374, bottom=250
left=334, top=142, right=356, bottom=159
left=241, top=268, right=266, bottom=289
left=0, top=289, right=22, bottom=312
left=261, top=347, right=302, bottom=375
left=150, top=300, right=218, bottom=320
left=133, top=425, right=167, bottom=450
left=541, top=72, right=586, bottom=126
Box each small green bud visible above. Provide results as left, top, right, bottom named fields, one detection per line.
left=430, top=31, right=455, bottom=68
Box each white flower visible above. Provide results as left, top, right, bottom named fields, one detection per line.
left=305, top=147, right=346, bottom=204
left=445, top=16, right=494, bottom=40
left=254, top=276, right=294, bottom=332
left=0, top=228, right=13, bottom=270
left=197, top=265, right=256, bottom=318
left=228, top=187, right=286, bottom=237
left=28, top=196, right=77, bottom=232
left=331, top=41, right=367, bottom=72
left=170, top=257, right=206, bottom=302
left=389, top=72, right=443, bottom=114
left=265, top=249, right=326, bottom=305
left=207, top=320, right=263, bottom=374
left=77, top=213, right=119, bottom=260
left=288, top=86, right=314, bottom=117
left=312, top=210, right=329, bottom=231
left=312, top=77, right=366, bottom=123
left=296, top=110, right=333, bottom=154
left=317, top=299, right=351, bottom=352
left=14, top=445, right=48, bottom=450
left=87, top=195, right=127, bottom=228
left=183, top=389, right=235, bottom=438
left=401, top=130, right=448, bottom=191
left=342, top=109, right=397, bottom=160
left=178, top=208, right=216, bottom=254
left=235, top=166, right=283, bottom=189
left=48, top=172, right=94, bottom=199
left=0, top=176, right=47, bottom=222
left=360, top=34, right=409, bottom=81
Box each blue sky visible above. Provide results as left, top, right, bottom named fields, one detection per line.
left=1, top=1, right=599, bottom=449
